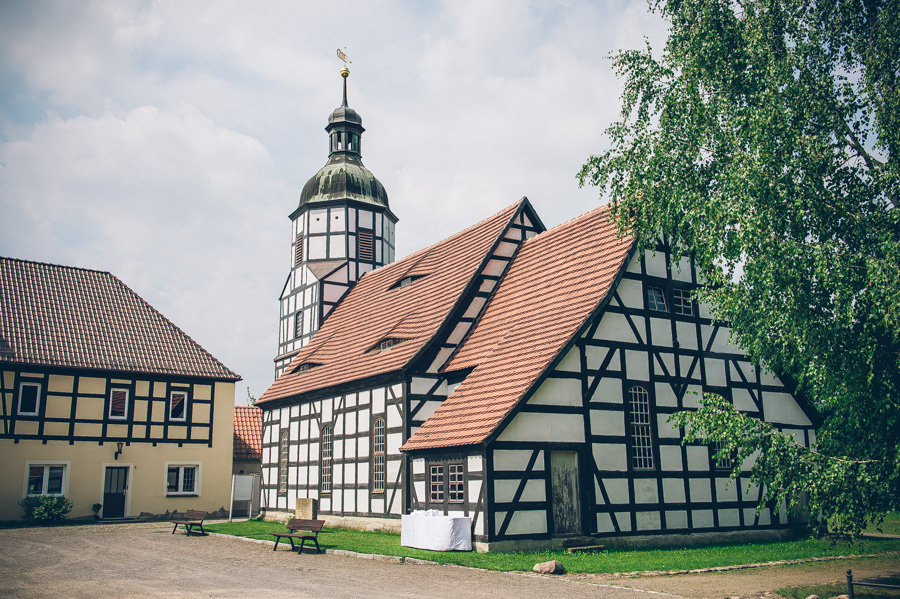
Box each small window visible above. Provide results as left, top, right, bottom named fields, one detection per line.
left=27, top=465, right=65, bottom=496
left=321, top=425, right=333, bottom=494
left=295, top=233, right=304, bottom=266
left=169, top=391, right=187, bottom=421
left=298, top=363, right=311, bottom=373
left=109, top=388, right=128, bottom=420
left=358, top=229, right=374, bottom=262
left=278, top=429, right=289, bottom=496
left=167, top=465, right=198, bottom=495
left=713, top=440, right=734, bottom=470
left=673, top=288, right=694, bottom=316
left=647, top=287, right=668, bottom=312
left=294, top=311, right=304, bottom=339
left=448, top=463, right=465, bottom=503
left=380, top=339, right=393, bottom=351
left=628, top=386, right=655, bottom=470
left=17, top=382, right=40, bottom=416
left=400, top=277, right=412, bottom=288
left=373, top=418, right=386, bottom=493
left=429, top=464, right=445, bottom=503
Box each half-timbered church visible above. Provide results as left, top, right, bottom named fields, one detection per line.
left=257, top=70, right=819, bottom=551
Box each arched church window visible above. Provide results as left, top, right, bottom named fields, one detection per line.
left=320, top=425, right=333, bottom=493
left=628, top=386, right=655, bottom=470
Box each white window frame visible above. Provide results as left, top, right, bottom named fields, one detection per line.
left=23, top=461, right=70, bottom=497
left=372, top=417, right=386, bottom=493
left=647, top=286, right=668, bottom=312
left=320, top=425, right=333, bottom=494
left=17, top=382, right=41, bottom=416
left=169, top=390, right=188, bottom=422
left=109, top=388, right=129, bottom=420
left=628, top=386, right=655, bottom=470
left=165, top=462, right=201, bottom=496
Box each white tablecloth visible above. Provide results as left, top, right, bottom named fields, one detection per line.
left=400, top=513, right=472, bottom=551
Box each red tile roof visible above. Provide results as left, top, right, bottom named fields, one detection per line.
left=0, top=257, right=240, bottom=380
left=233, top=405, right=262, bottom=460
left=401, top=205, right=634, bottom=451
left=257, top=200, right=526, bottom=405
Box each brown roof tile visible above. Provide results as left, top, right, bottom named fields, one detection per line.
left=0, top=257, right=240, bottom=380
left=257, top=200, right=526, bottom=405
left=233, top=405, right=262, bottom=460
left=401, top=205, right=634, bottom=451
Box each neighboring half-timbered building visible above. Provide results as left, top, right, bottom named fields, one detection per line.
left=258, top=200, right=819, bottom=550
left=0, top=257, right=241, bottom=521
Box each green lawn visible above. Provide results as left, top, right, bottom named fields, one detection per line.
left=777, top=577, right=900, bottom=599
left=205, top=519, right=900, bottom=574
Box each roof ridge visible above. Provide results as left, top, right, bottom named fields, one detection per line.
left=0, top=255, right=112, bottom=276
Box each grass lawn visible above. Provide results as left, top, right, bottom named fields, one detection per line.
left=776, top=576, right=900, bottom=599
left=205, top=519, right=900, bottom=574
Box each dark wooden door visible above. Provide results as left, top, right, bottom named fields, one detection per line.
left=103, top=467, right=128, bottom=518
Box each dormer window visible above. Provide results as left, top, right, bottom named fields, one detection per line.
left=391, top=274, right=426, bottom=290
left=380, top=339, right=393, bottom=351
left=294, top=362, right=321, bottom=374
left=298, top=364, right=311, bottom=373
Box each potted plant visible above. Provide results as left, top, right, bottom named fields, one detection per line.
left=91, top=503, right=102, bottom=520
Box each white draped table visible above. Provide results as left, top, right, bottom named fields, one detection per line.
left=400, top=513, right=472, bottom=551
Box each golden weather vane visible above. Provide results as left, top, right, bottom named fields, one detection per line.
left=337, top=47, right=351, bottom=69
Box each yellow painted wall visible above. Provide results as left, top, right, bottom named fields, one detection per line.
left=0, top=372, right=236, bottom=521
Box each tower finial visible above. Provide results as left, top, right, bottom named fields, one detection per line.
left=337, top=48, right=351, bottom=106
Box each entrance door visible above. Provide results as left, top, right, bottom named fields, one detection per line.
left=103, top=467, right=128, bottom=518
left=550, top=451, right=582, bottom=535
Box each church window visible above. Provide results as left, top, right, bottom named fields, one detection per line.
left=295, top=234, right=304, bottom=266
left=647, top=287, right=667, bottom=312
left=109, top=388, right=128, bottom=420
left=17, top=382, right=40, bottom=416
left=373, top=418, right=386, bottom=493
left=278, top=429, right=289, bottom=496
left=673, top=288, right=693, bottom=316
left=358, top=229, right=374, bottom=262
left=448, top=463, right=465, bottom=503
left=321, top=425, right=333, bottom=493
left=628, top=386, right=655, bottom=470
left=295, top=311, right=304, bottom=339
left=429, top=464, right=444, bottom=503
left=713, top=440, right=734, bottom=470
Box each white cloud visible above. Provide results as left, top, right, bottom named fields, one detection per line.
left=0, top=105, right=287, bottom=400
left=0, top=0, right=670, bottom=404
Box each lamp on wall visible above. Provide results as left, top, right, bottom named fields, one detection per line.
left=114, top=442, right=124, bottom=461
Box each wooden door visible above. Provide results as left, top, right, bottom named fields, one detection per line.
left=550, top=451, right=582, bottom=535
left=103, top=467, right=128, bottom=518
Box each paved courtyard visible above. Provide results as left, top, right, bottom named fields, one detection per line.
left=1, top=521, right=898, bottom=599
left=0, top=521, right=670, bottom=599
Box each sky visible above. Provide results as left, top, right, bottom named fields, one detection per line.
left=0, top=0, right=669, bottom=405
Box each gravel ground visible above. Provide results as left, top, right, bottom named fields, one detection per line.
left=1, top=521, right=898, bottom=599
left=0, top=521, right=670, bottom=599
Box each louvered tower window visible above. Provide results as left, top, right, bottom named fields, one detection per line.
left=295, top=311, right=303, bottom=339
left=357, top=229, right=374, bottom=261
left=628, top=386, right=655, bottom=470
left=295, top=234, right=304, bottom=266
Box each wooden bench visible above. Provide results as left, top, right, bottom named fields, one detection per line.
left=270, top=518, right=325, bottom=554
left=171, top=509, right=209, bottom=536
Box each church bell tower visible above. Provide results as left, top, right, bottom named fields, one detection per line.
left=275, top=63, right=399, bottom=378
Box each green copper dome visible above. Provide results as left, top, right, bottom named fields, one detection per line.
left=299, top=153, right=389, bottom=208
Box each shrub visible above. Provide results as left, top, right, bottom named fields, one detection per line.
left=18, top=495, right=73, bottom=523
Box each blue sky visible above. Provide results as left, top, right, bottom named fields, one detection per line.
left=0, top=0, right=668, bottom=403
